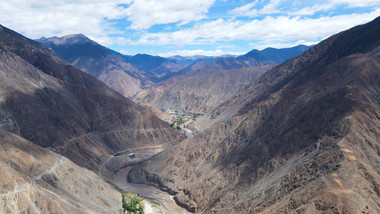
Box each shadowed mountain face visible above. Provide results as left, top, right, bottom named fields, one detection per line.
left=36, top=34, right=113, bottom=66
left=128, top=17, right=380, bottom=213
left=38, top=35, right=187, bottom=96
left=127, top=54, right=183, bottom=82
left=237, top=45, right=310, bottom=63
left=38, top=34, right=149, bottom=97
left=0, top=25, right=183, bottom=175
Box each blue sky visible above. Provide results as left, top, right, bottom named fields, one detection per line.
left=1, top=0, right=380, bottom=56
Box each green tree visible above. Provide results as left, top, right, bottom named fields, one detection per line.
left=122, top=194, right=128, bottom=212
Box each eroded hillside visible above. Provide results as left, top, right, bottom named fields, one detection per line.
left=0, top=24, right=183, bottom=177
left=0, top=130, right=122, bottom=213
left=128, top=17, right=380, bottom=213
left=136, top=66, right=273, bottom=113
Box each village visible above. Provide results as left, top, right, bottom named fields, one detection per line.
left=161, top=109, right=203, bottom=138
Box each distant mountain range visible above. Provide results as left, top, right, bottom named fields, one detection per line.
left=237, top=45, right=310, bottom=62
left=127, top=53, right=183, bottom=82
left=38, top=34, right=310, bottom=100
left=134, top=45, right=310, bottom=113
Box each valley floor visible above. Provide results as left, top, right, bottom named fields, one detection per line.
left=111, top=167, right=189, bottom=214
left=96, top=142, right=190, bottom=214
left=161, top=108, right=203, bottom=138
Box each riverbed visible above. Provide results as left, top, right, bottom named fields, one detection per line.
left=111, top=167, right=190, bottom=214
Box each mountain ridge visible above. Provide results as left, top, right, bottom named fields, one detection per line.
left=239, top=44, right=311, bottom=63
left=0, top=24, right=183, bottom=174
left=134, top=45, right=309, bottom=113
left=38, top=34, right=310, bottom=101
left=128, top=16, right=380, bottom=213
left=38, top=34, right=149, bottom=97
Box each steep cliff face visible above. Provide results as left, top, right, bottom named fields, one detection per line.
left=0, top=25, right=183, bottom=174
left=128, top=17, right=380, bottom=213
left=0, top=129, right=122, bottom=214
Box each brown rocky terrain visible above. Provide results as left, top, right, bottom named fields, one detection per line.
left=135, top=66, right=273, bottom=113
left=38, top=34, right=151, bottom=97
left=38, top=35, right=189, bottom=98
left=0, top=129, right=122, bottom=213
left=128, top=17, right=380, bottom=213
left=134, top=46, right=308, bottom=114
left=0, top=24, right=183, bottom=175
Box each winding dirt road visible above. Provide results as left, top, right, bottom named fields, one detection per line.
left=0, top=155, right=65, bottom=198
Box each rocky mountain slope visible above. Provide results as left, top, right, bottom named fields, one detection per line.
left=38, top=35, right=187, bottom=97
left=37, top=34, right=149, bottom=97
left=0, top=129, right=122, bottom=213
left=128, top=17, right=380, bottom=213
left=134, top=45, right=309, bottom=113
left=136, top=66, right=274, bottom=113
left=0, top=24, right=183, bottom=175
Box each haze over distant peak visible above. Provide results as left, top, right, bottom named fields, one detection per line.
left=238, top=44, right=311, bottom=63
left=37, top=34, right=92, bottom=45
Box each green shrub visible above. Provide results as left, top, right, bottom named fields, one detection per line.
left=122, top=193, right=144, bottom=214
left=151, top=200, right=161, bottom=206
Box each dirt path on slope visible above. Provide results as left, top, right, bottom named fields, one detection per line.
left=0, top=155, right=65, bottom=197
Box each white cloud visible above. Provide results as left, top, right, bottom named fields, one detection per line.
left=330, top=0, right=380, bottom=8
left=0, top=0, right=379, bottom=53
left=231, top=0, right=284, bottom=17
left=135, top=19, right=241, bottom=45
left=119, top=50, right=129, bottom=55
left=133, top=9, right=380, bottom=46
left=0, top=0, right=216, bottom=46
left=90, top=36, right=133, bottom=47
left=158, top=49, right=244, bottom=57
left=0, top=0, right=132, bottom=40
left=249, top=40, right=317, bottom=50
left=124, top=0, right=216, bottom=30
left=260, top=0, right=284, bottom=14
left=231, top=0, right=258, bottom=17
left=289, top=0, right=380, bottom=16
left=231, top=0, right=380, bottom=18
left=289, top=3, right=334, bottom=16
